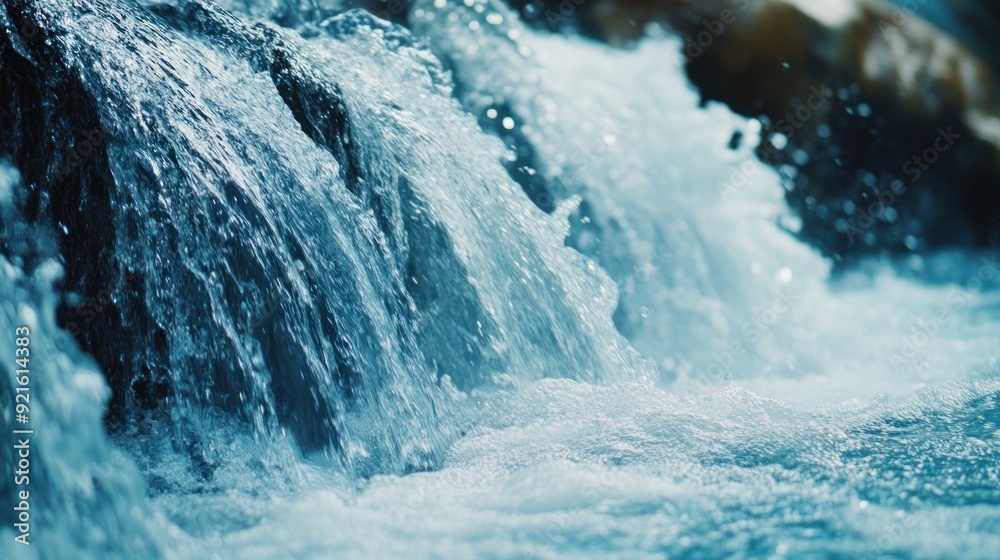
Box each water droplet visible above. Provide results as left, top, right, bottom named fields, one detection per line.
left=771, top=132, right=788, bottom=150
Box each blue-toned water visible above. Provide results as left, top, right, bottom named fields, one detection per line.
left=0, top=0, right=998, bottom=558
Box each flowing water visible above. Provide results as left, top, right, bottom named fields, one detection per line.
left=0, top=0, right=998, bottom=558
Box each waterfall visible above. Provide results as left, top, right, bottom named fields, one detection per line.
left=1, top=0, right=998, bottom=558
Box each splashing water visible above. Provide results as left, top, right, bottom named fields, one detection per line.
left=0, top=0, right=998, bottom=558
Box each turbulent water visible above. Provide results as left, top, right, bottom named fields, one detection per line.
left=0, top=0, right=998, bottom=558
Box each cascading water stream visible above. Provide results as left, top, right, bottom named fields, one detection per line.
left=0, top=0, right=998, bottom=558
